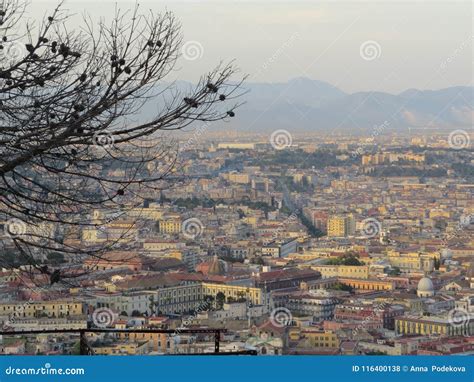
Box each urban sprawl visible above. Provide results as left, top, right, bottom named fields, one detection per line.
left=1, top=131, right=473, bottom=356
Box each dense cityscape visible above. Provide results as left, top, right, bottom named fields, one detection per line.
left=0, top=1, right=472, bottom=373
left=1, top=130, right=473, bottom=356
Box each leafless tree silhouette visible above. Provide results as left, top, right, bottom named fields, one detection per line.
left=0, top=0, right=244, bottom=283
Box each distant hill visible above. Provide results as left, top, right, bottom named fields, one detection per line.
left=137, top=78, right=473, bottom=133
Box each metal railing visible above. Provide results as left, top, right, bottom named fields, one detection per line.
left=0, top=328, right=257, bottom=355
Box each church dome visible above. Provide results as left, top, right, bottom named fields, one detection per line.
left=208, top=255, right=226, bottom=276
left=417, top=277, right=434, bottom=292
left=417, top=276, right=434, bottom=297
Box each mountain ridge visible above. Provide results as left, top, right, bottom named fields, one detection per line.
left=139, top=77, right=473, bottom=132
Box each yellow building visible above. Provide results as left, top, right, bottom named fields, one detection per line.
left=93, top=341, right=149, bottom=355
left=327, top=215, right=355, bottom=237
left=387, top=251, right=436, bottom=272
left=153, top=283, right=263, bottom=314
left=82, top=220, right=137, bottom=244
left=429, top=209, right=451, bottom=219
left=117, top=332, right=174, bottom=353
left=404, top=153, right=425, bottom=163
left=158, top=216, right=182, bottom=234
left=0, top=300, right=83, bottom=319
left=7, top=318, right=87, bottom=331
left=311, top=265, right=369, bottom=279
left=338, top=278, right=394, bottom=291
left=361, top=155, right=372, bottom=166
left=202, top=283, right=263, bottom=306
left=303, top=329, right=340, bottom=348
left=226, top=172, right=250, bottom=184
left=395, top=316, right=474, bottom=337
left=288, top=328, right=302, bottom=341
left=293, top=173, right=309, bottom=184
left=327, top=216, right=346, bottom=237
left=243, top=216, right=258, bottom=227
left=287, top=252, right=322, bottom=261
left=162, top=252, right=184, bottom=261
left=217, top=143, right=255, bottom=150
left=143, top=241, right=184, bottom=251
left=128, top=207, right=163, bottom=220
left=92, top=207, right=164, bottom=222
left=338, top=265, right=369, bottom=279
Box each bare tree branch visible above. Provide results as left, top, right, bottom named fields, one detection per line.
left=0, top=0, right=245, bottom=284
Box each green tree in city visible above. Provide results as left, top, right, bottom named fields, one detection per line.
left=216, top=292, right=226, bottom=310
left=434, top=257, right=441, bottom=270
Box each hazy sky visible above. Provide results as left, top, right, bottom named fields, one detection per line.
left=29, top=1, right=473, bottom=94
